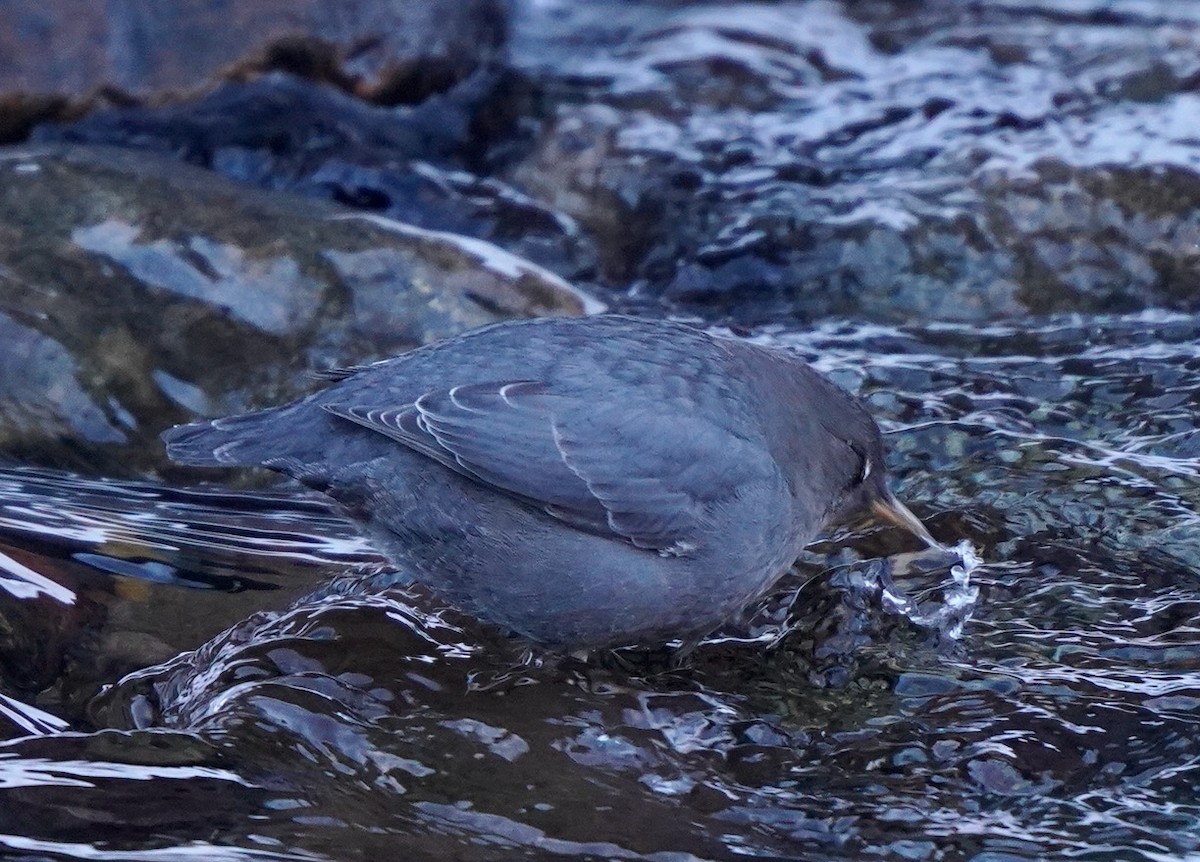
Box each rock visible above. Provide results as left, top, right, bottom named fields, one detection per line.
left=38, top=73, right=470, bottom=165
left=0, top=144, right=597, bottom=472
left=36, top=72, right=600, bottom=287
left=0, top=0, right=507, bottom=102
left=19, top=1, right=1200, bottom=323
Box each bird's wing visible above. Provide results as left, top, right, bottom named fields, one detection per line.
left=322, top=380, right=773, bottom=553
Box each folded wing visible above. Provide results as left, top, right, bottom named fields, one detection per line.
left=323, top=379, right=774, bottom=554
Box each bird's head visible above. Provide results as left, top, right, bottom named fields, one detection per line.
left=827, top=429, right=939, bottom=549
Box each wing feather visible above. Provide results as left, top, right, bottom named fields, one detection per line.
left=324, top=379, right=774, bottom=553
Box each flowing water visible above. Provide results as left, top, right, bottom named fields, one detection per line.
left=2, top=311, right=1199, bottom=860
left=5, top=0, right=1200, bottom=857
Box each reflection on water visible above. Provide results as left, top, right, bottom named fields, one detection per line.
left=2, top=311, right=1199, bottom=860
left=0, top=693, right=69, bottom=737
left=0, top=469, right=382, bottom=727
left=0, top=468, right=377, bottom=585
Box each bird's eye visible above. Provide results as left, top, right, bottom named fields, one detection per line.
left=842, top=440, right=870, bottom=488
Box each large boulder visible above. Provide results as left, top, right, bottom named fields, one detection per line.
left=0, top=0, right=507, bottom=100
left=0, top=145, right=598, bottom=472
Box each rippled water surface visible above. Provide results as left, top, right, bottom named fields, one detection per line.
left=2, top=312, right=1199, bottom=860
left=5, top=0, right=1200, bottom=857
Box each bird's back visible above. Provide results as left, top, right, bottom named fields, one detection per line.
left=165, top=315, right=760, bottom=473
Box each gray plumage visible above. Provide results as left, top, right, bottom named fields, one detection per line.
left=164, top=314, right=915, bottom=649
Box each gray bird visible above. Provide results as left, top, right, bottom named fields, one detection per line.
left=164, top=315, right=934, bottom=649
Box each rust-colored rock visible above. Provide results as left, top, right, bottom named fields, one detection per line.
left=0, top=1, right=506, bottom=103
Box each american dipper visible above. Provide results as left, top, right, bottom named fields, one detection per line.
left=164, top=315, right=934, bottom=648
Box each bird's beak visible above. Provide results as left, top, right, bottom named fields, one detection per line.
left=870, top=492, right=940, bottom=549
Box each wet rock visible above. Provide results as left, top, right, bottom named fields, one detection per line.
left=0, top=0, right=507, bottom=103
left=0, top=314, right=129, bottom=453
left=0, top=145, right=597, bottom=472
left=504, top=0, right=1200, bottom=322
left=0, top=92, right=78, bottom=144
left=38, top=72, right=480, bottom=168
left=21, top=2, right=1200, bottom=322
left=37, top=72, right=601, bottom=286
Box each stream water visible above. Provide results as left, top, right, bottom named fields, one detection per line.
left=3, top=312, right=1199, bottom=860
left=3, top=0, right=1200, bottom=859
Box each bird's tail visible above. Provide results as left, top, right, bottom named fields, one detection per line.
left=162, top=407, right=293, bottom=468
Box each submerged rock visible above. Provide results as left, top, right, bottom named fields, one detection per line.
left=0, top=145, right=596, bottom=472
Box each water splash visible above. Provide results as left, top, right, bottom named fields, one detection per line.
left=881, top=539, right=982, bottom=640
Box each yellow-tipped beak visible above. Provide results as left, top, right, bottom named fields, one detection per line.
left=870, top=493, right=940, bottom=549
